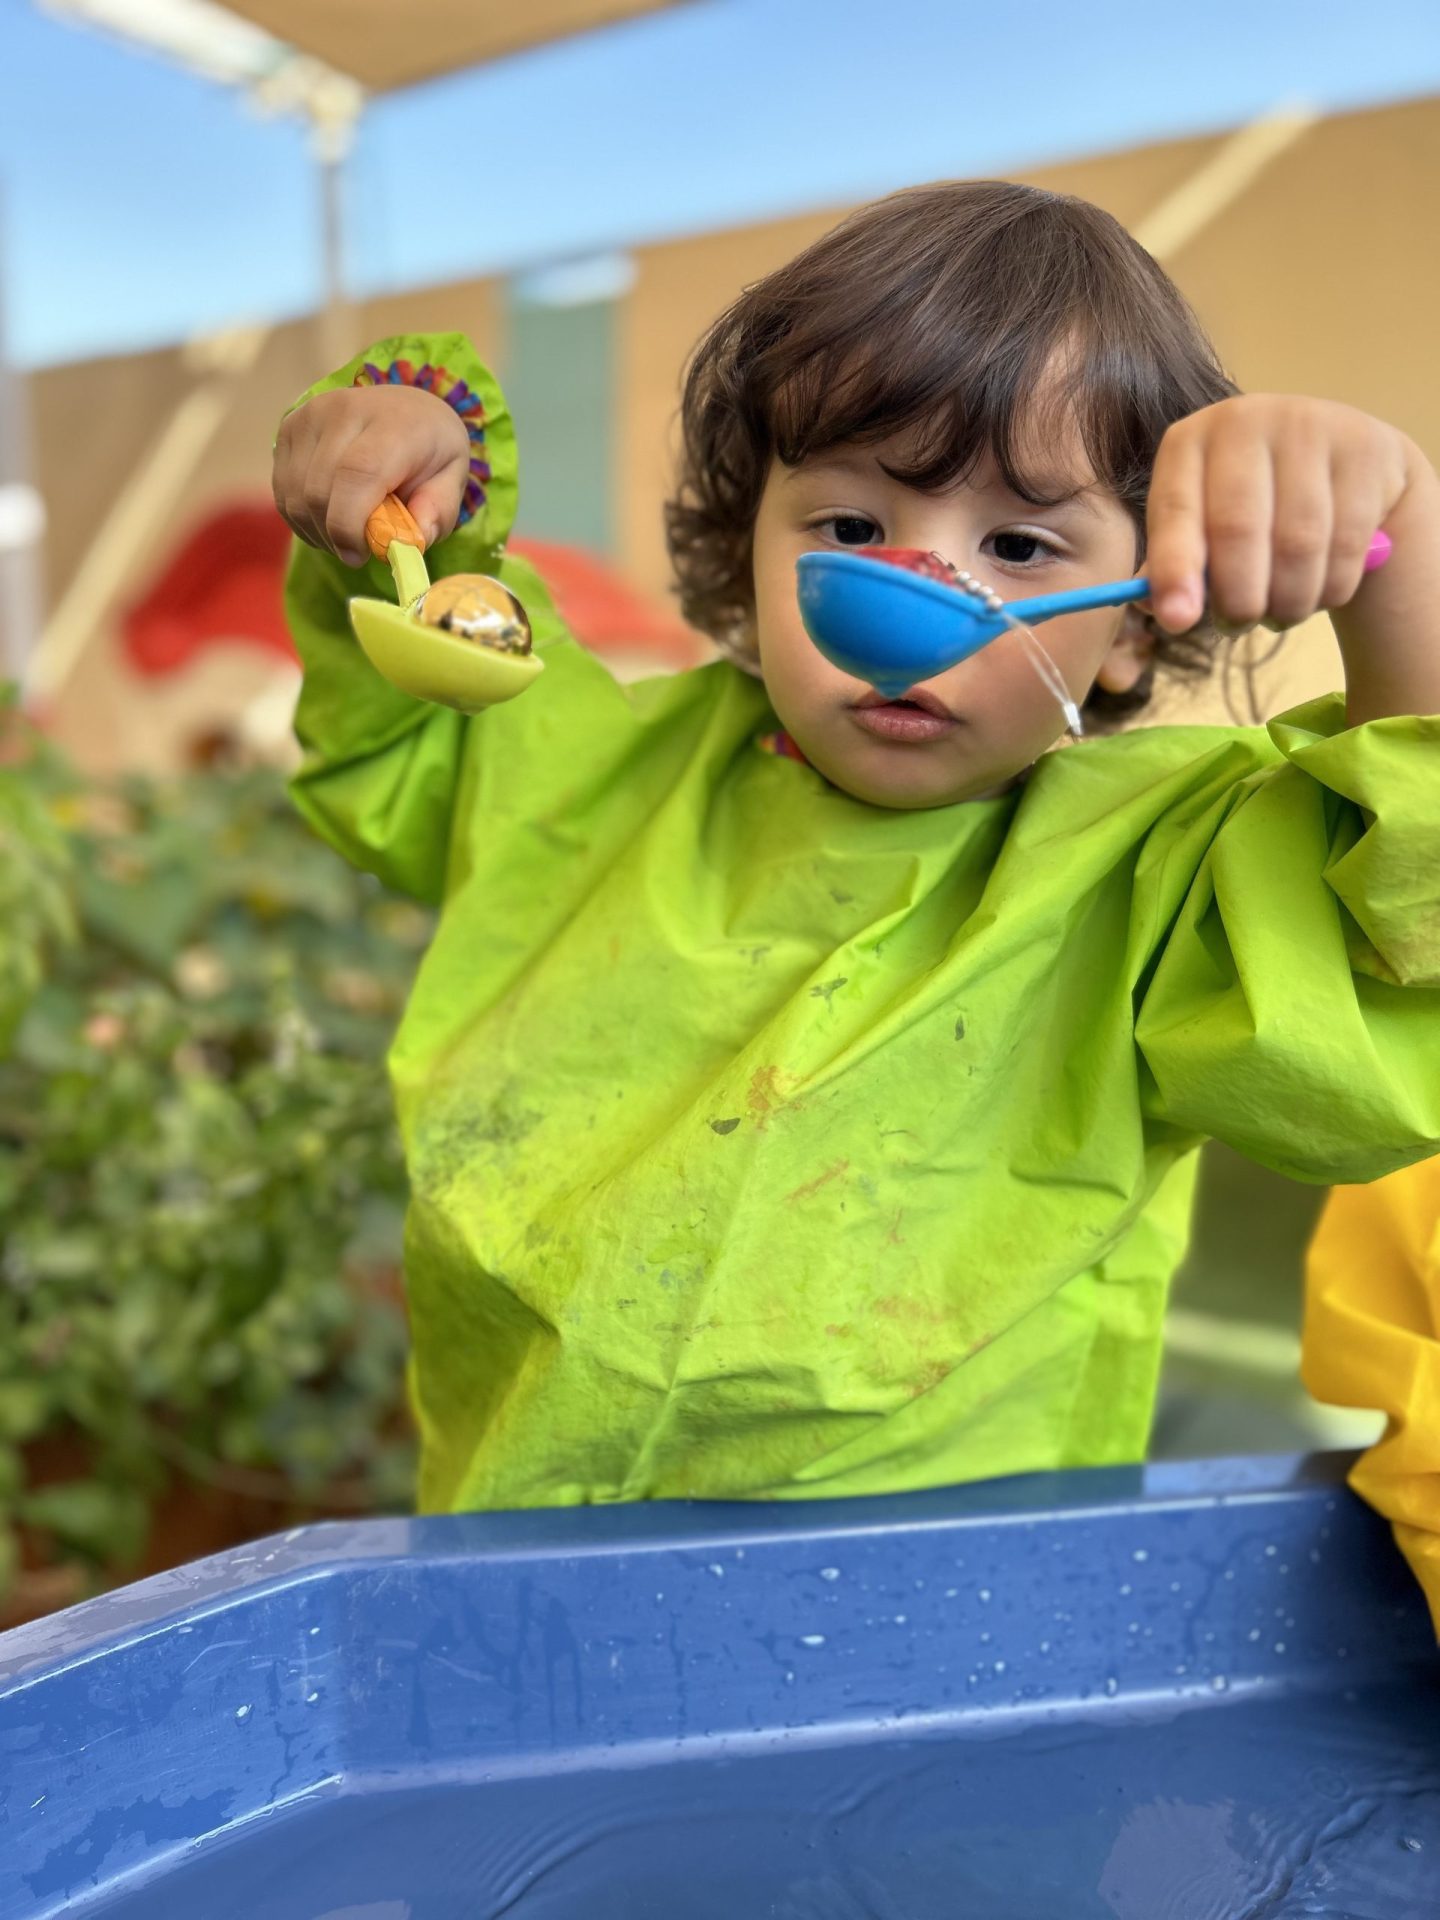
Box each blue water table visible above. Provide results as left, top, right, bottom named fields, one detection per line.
left=1, top=1452, right=1436, bottom=1917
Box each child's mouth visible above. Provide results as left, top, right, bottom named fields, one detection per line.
left=849, top=689, right=958, bottom=743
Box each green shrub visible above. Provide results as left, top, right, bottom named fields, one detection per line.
left=0, top=721, right=427, bottom=1599
left=0, top=694, right=72, bottom=1052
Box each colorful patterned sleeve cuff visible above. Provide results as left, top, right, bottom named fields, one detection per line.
left=352, top=356, right=492, bottom=528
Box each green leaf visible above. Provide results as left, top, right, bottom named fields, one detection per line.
left=0, top=1523, right=19, bottom=1598
left=0, top=1380, right=54, bottom=1443
left=0, top=1441, right=21, bottom=1508
left=19, top=1229, right=108, bottom=1284
left=75, top=864, right=209, bottom=973
left=20, top=1480, right=146, bottom=1562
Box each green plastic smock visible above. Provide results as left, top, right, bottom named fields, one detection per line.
left=287, top=334, right=1440, bottom=1513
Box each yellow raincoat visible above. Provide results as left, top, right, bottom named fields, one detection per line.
left=286, top=333, right=1440, bottom=1514
left=1306, top=1164, right=1440, bottom=1633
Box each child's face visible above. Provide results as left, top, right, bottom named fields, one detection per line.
left=750, top=415, right=1148, bottom=809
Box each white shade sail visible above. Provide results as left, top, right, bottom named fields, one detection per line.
left=213, top=0, right=688, bottom=91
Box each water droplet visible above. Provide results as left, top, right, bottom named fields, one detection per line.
left=235, top=1705, right=252, bottom=1723
left=1211, top=1675, right=1229, bottom=1693
left=1274, top=1642, right=1288, bottom=1655
left=783, top=1669, right=796, bottom=1686
left=706, top=1564, right=725, bottom=1579
left=1039, top=1640, right=1051, bottom=1654
left=819, top=1567, right=841, bottom=1582
left=1169, top=1581, right=1182, bottom=1593
left=993, top=1659, right=1007, bottom=1674
left=1264, top=1544, right=1278, bottom=1557
left=893, top=1614, right=908, bottom=1626
left=1173, top=1665, right=1188, bottom=1677
left=978, top=1588, right=992, bottom=1602
left=799, top=1634, right=827, bottom=1648
left=1132, top=1549, right=1149, bottom=1563
left=943, top=1587, right=958, bottom=1599
left=980, top=1630, right=992, bottom=1644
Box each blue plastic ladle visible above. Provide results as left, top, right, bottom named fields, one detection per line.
left=797, top=531, right=1393, bottom=699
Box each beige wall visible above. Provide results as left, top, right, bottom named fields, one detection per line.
left=1173, top=96, right=1440, bottom=459
left=26, top=95, right=1440, bottom=763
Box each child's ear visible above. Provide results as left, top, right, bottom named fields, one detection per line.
left=1094, top=607, right=1157, bottom=695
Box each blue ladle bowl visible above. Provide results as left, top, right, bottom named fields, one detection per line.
left=797, top=532, right=1393, bottom=699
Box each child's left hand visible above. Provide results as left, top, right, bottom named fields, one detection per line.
left=1145, top=394, right=1440, bottom=722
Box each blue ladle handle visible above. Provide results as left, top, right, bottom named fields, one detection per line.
left=1012, top=523, right=1393, bottom=628
left=1005, top=577, right=1151, bottom=625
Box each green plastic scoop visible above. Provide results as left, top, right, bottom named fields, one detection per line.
left=348, top=495, right=543, bottom=713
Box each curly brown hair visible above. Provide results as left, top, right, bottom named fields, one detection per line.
left=665, top=180, right=1238, bottom=719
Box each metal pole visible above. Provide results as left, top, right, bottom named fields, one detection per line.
left=318, top=145, right=351, bottom=370
left=311, top=79, right=361, bottom=372
left=0, top=185, right=46, bottom=685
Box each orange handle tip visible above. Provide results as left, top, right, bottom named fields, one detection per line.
left=364, top=493, right=426, bottom=562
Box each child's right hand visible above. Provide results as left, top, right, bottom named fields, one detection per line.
left=272, top=384, right=472, bottom=569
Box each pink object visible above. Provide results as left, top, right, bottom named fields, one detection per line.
left=1364, top=529, right=1392, bottom=572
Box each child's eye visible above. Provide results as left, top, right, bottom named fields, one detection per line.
left=987, top=530, right=1058, bottom=566
left=817, top=514, right=882, bottom=547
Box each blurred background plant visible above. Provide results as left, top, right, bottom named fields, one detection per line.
left=0, top=691, right=72, bottom=1049
left=0, top=701, right=427, bottom=1620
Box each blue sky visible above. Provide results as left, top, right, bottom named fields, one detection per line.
left=4, top=0, right=1440, bottom=367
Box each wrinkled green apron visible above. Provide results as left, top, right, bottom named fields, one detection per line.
left=287, top=334, right=1440, bottom=1510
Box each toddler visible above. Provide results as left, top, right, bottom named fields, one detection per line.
left=272, top=181, right=1440, bottom=1514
